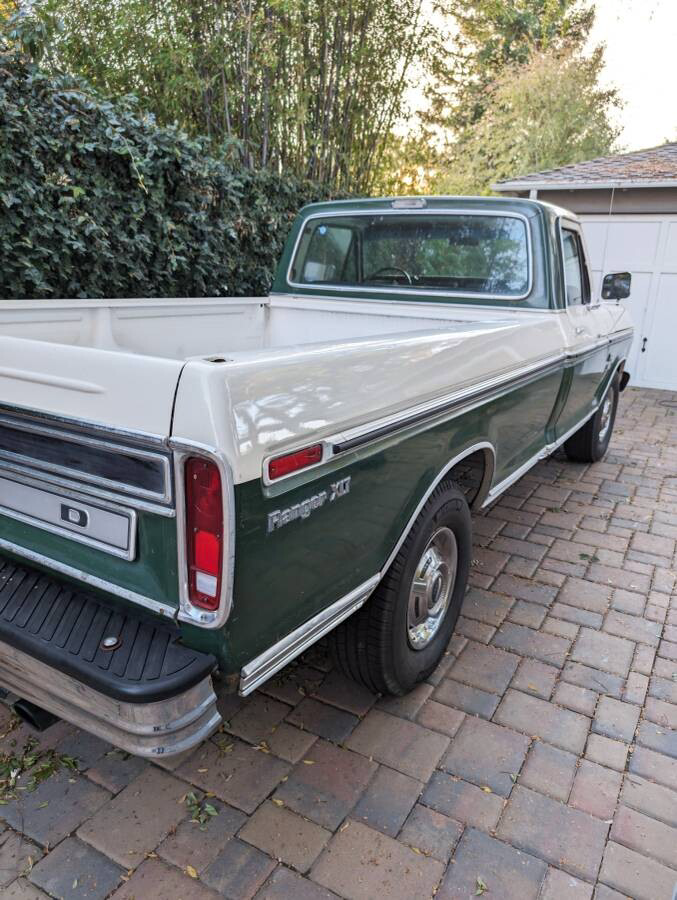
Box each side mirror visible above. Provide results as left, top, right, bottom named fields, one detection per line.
left=602, top=271, right=631, bottom=300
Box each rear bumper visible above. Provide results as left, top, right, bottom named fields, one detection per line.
left=0, top=638, right=220, bottom=756
left=0, top=557, right=221, bottom=756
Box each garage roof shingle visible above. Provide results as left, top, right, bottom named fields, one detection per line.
left=494, top=142, right=677, bottom=190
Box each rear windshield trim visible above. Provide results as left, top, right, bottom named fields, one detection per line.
left=286, top=208, right=533, bottom=301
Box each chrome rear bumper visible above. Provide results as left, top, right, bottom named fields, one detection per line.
left=0, top=637, right=221, bottom=757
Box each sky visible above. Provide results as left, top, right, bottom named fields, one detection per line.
left=591, top=0, right=677, bottom=151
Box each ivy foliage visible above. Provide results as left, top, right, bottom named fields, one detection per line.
left=0, top=49, right=335, bottom=299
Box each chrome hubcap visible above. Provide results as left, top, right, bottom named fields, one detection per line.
left=407, top=527, right=458, bottom=650
left=598, top=392, right=613, bottom=441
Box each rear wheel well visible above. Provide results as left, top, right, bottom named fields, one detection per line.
left=377, top=443, right=494, bottom=585
left=331, top=480, right=472, bottom=694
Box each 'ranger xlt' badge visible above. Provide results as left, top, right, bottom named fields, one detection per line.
left=267, top=477, right=351, bottom=533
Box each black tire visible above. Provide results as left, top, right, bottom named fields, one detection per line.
left=330, top=481, right=471, bottom=695
left=564, top=375, right=620, bottom=464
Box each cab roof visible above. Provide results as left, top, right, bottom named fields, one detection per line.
left=297, top=195, right=578, bottom=223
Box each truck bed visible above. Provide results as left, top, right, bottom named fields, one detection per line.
left=0, top=294, right=521, bottom=359
left=0, top=294, right=568, bottom=481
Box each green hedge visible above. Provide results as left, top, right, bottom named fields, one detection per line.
left=0, top=50, right=336, bottom=299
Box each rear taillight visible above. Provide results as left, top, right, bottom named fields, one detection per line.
left=185, top=457, right=223, bottom=611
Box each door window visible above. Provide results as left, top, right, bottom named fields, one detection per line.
left=562, top=228, right=590, bottom=305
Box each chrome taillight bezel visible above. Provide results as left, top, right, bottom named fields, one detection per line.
left=171, top=440, right=235, bottom=629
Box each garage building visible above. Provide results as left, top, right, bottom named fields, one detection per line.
left=493, top=143, right=677, bottom=391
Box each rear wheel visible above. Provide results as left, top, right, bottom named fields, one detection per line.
left=330, top=481, right=471, bottom=695
left=564, top=375, right=620, bottom=463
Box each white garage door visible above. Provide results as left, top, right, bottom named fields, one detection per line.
left=580, top=214, right=677, bottom=390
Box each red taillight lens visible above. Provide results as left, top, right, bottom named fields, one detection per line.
left=268, top=444, right=322, bottom=480
left=185, top=457, right=223, bottom=611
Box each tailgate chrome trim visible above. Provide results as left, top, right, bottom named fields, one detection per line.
left=0, top=638, right=221, bottom=757
left=0, top=471, right=136, bottom=560
left=0, top=537, right=177, bottom=620
left=0, top=408, right=174, bottom=511
left=0, top=457, right=174, bottom=518
left=0, top=401, right=167, bottom=446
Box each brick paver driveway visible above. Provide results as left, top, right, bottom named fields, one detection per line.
left=1, top=386, right=676, bottom=899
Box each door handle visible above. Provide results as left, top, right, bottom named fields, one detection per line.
left=575, top=327, right=584, bottom=335
left=641, top=337, right=647, bottom=353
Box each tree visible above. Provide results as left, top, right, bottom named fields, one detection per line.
left=8, top=0, right=431, bottom=193
left=424, top=0, right=595, bottom=134
left=431, top=46, right=621, bottom=195
left=387, top=0, right=618, bottom=196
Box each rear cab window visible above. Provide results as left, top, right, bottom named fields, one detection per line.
left=289, top=213, right=531, bottom=299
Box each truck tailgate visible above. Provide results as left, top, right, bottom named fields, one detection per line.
left=0, top=336, right=185, bottom=616
left=0, top=335, right=184, bottom=435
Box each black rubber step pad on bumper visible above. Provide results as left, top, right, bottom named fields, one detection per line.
left=0, top=557, right=217, bottom=704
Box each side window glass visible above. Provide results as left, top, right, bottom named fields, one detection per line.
left=562, top=229, right=584, bottom=305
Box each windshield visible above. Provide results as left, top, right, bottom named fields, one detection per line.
left=289, top=213, right=530, bottom=298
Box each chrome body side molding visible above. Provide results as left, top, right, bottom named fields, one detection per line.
left=0, top=638, right=221, bottom=757
left=328, top=360, right=562, bottom=456
left=239, top=575, right=380, bottom=695
left=262, top=353, right=562, bottom=486
left=330, top=330, right=632, bottom=458
left=483, top=407, right=600, bottom=507
left=262, top=328, right=633, bottom=487
left=484, top=354, right=627, bottom=507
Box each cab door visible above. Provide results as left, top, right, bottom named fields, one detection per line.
left=556, top=219, right=615, bottom=439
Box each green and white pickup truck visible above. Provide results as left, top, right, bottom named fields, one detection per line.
left=0, top=196, right=633, bottom=756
